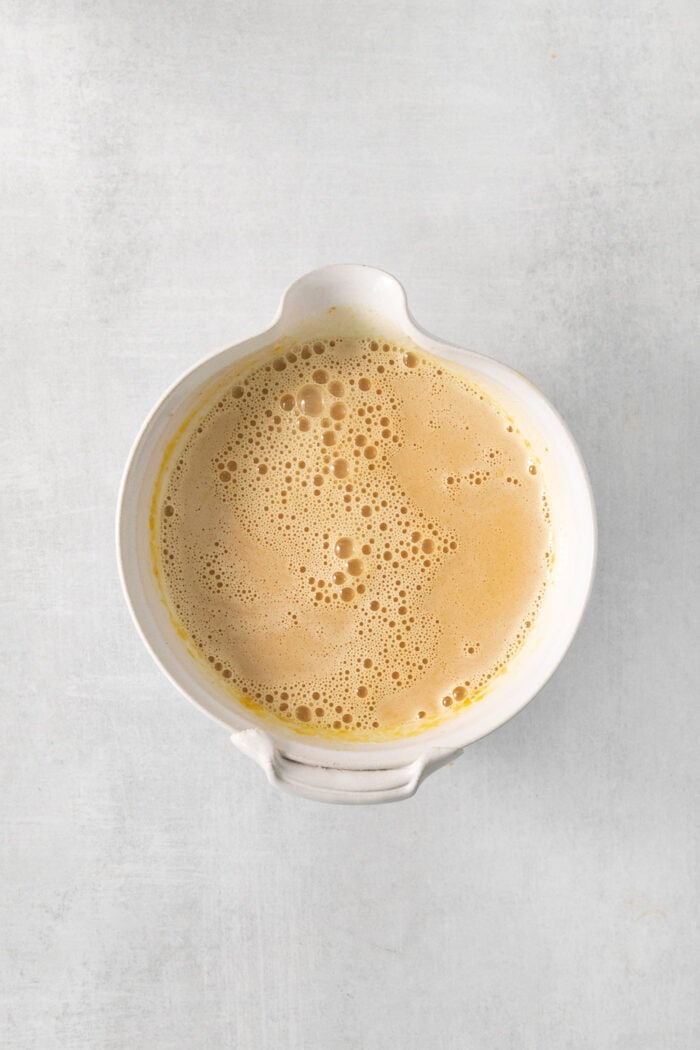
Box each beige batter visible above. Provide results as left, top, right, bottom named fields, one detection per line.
left=155, top=336, right=551, bottom=739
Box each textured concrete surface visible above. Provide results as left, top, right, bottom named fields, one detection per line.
left=2, top=1, right=699, bottom=1047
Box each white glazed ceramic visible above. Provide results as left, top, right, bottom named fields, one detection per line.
left=117, top=264, right=596, bottom=804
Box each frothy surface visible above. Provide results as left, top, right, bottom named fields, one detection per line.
left=155, top=336, right=551, bottom=739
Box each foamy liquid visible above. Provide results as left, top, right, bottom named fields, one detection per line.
left=155, top=336, right=552, bottom=739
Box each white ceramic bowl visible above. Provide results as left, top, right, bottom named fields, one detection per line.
left=117, top=264, right=596, bottom=804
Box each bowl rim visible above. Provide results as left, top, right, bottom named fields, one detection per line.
left=116, top=263, right=597, bottom=771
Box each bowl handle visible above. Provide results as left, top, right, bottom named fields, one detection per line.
left=231, top=729, right=461, bottom=805
left=274, top=264, right=411, bottom=331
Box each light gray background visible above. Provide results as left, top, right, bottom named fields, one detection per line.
left=2, top=1, right=698, bottom=1047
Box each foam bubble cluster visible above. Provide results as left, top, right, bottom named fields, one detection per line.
left=156, top=336, right=551, bottom=739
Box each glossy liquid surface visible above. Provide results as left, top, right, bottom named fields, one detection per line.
left=155, top=336, right=551, bottom=739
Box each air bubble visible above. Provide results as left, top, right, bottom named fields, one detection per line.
left=335, top=537, right=354, bottom=558
left=297, top=385, right=324, bottom=416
